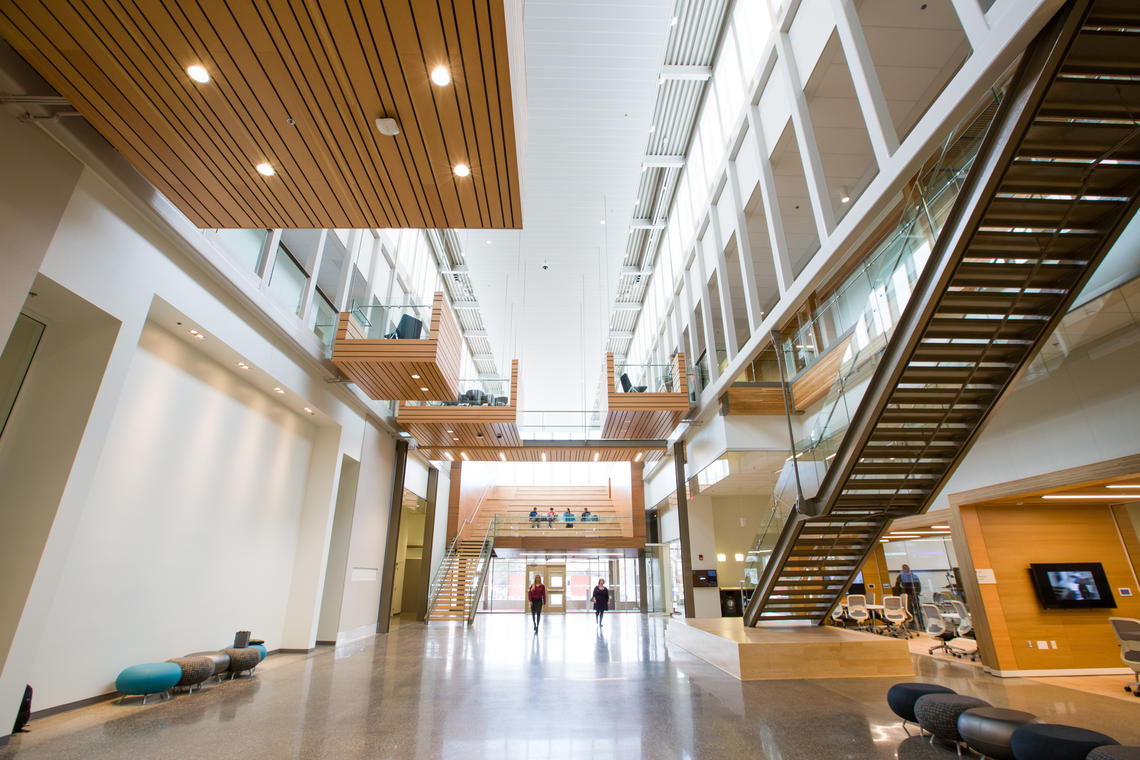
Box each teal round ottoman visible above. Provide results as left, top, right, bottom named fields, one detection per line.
left=115, top=662, right=182, bottom=704
left=251, top=644, right=267, bottom=661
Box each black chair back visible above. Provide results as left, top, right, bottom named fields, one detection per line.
left=394, top=314, right=423, bottom=340
left=620, top=373, right=633, bottom=392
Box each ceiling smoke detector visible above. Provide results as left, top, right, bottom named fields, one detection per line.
left=375, top=117, right=400, bottom=136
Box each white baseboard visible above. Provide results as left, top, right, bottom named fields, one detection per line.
left=983, top=666, right=1133, bottom=678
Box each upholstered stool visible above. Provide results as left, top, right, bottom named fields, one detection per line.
left=223, top=647, right=261, bottom=678
left=887, top=682, right=957, bottom=732
left=1010, top=724, right=1117, bottom=760
left=957, top=707, right=1037, bottom=759
left=914, top=693, right=990, bottom=747
left=1087, top=746, right=1140, bottom=760
left=115, top=662, right=182, bottom=704
left=166, top=656, right=214, bottom=694
left=185, top=650, right=230, bottom=680
left=250, top=643, right=267, bottom=661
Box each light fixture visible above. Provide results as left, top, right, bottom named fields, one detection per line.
left=734, top=553, right=745, bottom=562
left=443, top=452, right=454, bottom=462
left=1106, top=484, right=1140, bottom=489
left=446, top=429, right=454, bottom=434
left=1042, top=494, right=1138, bottom=500
left=237, top=362, right=249, bottom=369
left=499, top=452, right=506, bottom=462
left=460, top=451, right=469, bottom=461
left=716, top=553, right=726, bottom=562
left=453, top=438, right=460, bottom=442
left=453, top=162, right=470, bottom=177
left=420, top=387, right=429, bottom=392
left=541, top=452, right=547, bottom=462
left=188, top=329, right=205, bottom=340
left=599, top=219, right=606, bottom=225
left=670, top=15, right=678, bottom=26
left=374, top=117, right=400, bottom=136
left=430, top=65, right=451, bottom=86
left=303, top=407, right=313, bottom=414
left=593, top=452, right=600, bottom=462
left=634, top=452, right=643, bottom=462
left=840, top=188, right=851, bottom=204
left=256, top=162, right=275, bottom=177
left=273, top=387, right=284, bottom=394
left=411, top=374, right=420, bottom=379
left=931, top=524, right=949, bottom=529
left=186, top=64, right=210, bottom=83
left=486, top=239, right=492, bottom=245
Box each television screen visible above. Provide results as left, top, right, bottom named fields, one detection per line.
left=692, top=569, right=718, bottom=588
left=1028, top=563, right=1116, bottom=609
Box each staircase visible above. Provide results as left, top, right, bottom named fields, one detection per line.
left=744, top=0, right=1140, bottom=626
left=424, top=540, right=487, bottom=622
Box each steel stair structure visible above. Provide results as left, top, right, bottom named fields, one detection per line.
left=424, top=540, right=487, bottom=622
left=743, top=0, right=1140, bottom=626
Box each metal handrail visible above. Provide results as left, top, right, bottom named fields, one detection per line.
left=465, top=516, right=498, bottom=624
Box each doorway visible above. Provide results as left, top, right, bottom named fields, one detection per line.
left=529, top=563, right=566, bottom=613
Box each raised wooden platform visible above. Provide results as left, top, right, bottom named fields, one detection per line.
left=666, top=618, right=914, bottom=681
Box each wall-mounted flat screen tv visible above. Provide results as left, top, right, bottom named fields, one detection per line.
left=692, top=569, right=718, bottom=588
left=1028, top=563, right=1116, bottom=609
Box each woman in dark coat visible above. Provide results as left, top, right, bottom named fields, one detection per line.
left=591, top=578, right=610, bottom=627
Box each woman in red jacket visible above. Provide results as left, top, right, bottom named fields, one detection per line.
left=528, top=574, right=546, bottom=632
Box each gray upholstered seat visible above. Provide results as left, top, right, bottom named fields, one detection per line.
left=957, top=706, right=1037, bottom=760
left=166, top=656, right=214, bottom=694
left=223, top=647, right=261, bottom=677
left=1010, top=723, right=1117, bottom=760
left=185, top=650, right=231, bottom=679
left=1088, top=747, right=1140, bottom=760
left=914, top=693, right=990, bottom=745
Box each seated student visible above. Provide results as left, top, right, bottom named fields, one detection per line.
left=581, top=508, right=592, bottom=524
left=563, top=508, right=575, bottom=528
left=529, top=508, right=539, bottom=528
left=546, top=508, right=557, bottom=528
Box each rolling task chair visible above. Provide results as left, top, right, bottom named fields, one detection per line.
left=846, top=594, right=871, bottom=631
left=882, top=595, right=909, bottom=638
left=1108, top=617, right=1140, bottom=697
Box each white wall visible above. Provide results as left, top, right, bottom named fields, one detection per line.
left=28, top=324, right=315, bottom=708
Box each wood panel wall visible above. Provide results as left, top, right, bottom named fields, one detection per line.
left=0, top=0, right=522, bottom=229
left=791, top=334, right=853, bottom=411
left=722, top=384, right=788, bottom=415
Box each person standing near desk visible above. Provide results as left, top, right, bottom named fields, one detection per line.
left=895, top=564, right=923, bottom=628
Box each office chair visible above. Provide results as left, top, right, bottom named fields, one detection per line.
left=383, top=313, right=423, bottom=340
left=882, top=595, right=909, bottom=638
left=620, top=373, right=647, bottom=393
left=922, top=603, right=974, bottom=658
left=947, top=600, right=973, bottom=637
left=846, top=594, right=871, bottom=631
left=1109, top=617, right=1140, bottom=696
left=830, top=604, right=847, bottom=628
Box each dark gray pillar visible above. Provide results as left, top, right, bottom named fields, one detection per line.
left=416, top=465, right=440, bottom=622
left=637, top=550, right=648, bottom=614
left=673, top=441, right=695, bottom=618
left=376, top=439, right=408, bottom=634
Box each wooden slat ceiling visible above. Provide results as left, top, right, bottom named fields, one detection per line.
left=419, top=446, right=664, bottom=463
left=0, top=0, right=522, bottom=229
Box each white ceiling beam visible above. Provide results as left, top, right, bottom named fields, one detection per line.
left=660, top=65, right=712, bottom=81
left=643, top=155, right=685, bottom=169
left=463, top=329, right=487, bottom=338
left=630, top=219, right=667, bottom=230
left=451, top=300, right=480, bottom=309
left=609, top=330, right=634, bottom=340
left=613, top=303, right=642, bottom=312
left=620, top=265, right=654, bottom=275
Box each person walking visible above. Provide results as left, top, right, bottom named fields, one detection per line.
left=528, top=574, right=546, bottom=632
left=896, top=563, right=923, bottom=629
left=591, top=578, right=610, bottom=627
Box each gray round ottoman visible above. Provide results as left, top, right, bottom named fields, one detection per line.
left=915, top=693, right=991, bottom=746
left=1087, top=747, right=1140, bottom=760
left=186, top=650, right=230, bottom=680
left=166, top=656, right=214, bottom=694
left=887, top=682, right=957, bottom=732
left=223, top=647, right=260, bottom=678
left=1010, top=724, right=1117, bottom=760
left=958, top=707, right=1037, bottom=759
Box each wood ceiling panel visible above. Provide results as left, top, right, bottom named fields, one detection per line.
left=0, top=0, right=522, bottom=229
left=418, top=446, right=664, bottom=463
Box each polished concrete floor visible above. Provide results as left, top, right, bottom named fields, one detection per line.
left=3, top=614, right=1138, bottom=759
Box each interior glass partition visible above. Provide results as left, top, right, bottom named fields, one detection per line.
left=480, top=555, right=641, bottom=612
left=517, top=410, right=605, bottom=440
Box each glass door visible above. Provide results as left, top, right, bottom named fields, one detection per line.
left=545, top=564, right=566, bottom=613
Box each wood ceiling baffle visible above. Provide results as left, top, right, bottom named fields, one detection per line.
left=332, top=292, right=461, bottom=402
left=0, top=0, right=522, bottom=229
left=602, top=353, right=689, bottom=440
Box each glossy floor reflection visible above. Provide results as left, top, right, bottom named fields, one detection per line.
left=3, top=614, right=1138, bottom=759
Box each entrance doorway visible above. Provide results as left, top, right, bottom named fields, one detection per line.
left=529, top=563, right=566, bottom=612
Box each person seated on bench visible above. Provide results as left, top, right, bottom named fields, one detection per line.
left=563, top=508, right=575, bottom=528
left=581, top=508, right=592, bottom=524
left=546, top=508, right=557, bottom=528
left=529, top=508, right=539, bottom=528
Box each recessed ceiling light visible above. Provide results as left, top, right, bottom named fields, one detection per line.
left=446, top=429, right=454, bottom=433
left=443, top=452, right=454, bottom=461
left=460, top=451, right=469, bottom=461
left=593, top=452, right=600, bottom=462
left=273, top=387, right=284, bottom=394
left=420, top=387, right=429, bottom=392
left=1106, top=484, right=1140, bottom=489
left=840, top=187, right=851, bottom=204
left=499, top=452, right=506, bottom=462
left=670, top=15, right=678, bottom=26
left=453, top=163, right=470, bottom=177
left=430, top=65, right=451, bottom=86
left=303, top=407, right=313, bottom=414
left=634, top=452, right=643, bottom=462
left=411, top=374, right=420, bottom=379
left=1042, top=494, right=1137, bottom=499
left=734, top=553, right=744, bottom=562
left=186, top=65, right=210, bottom=84
left=716, top=553, right=726, bottom=562
left=541, top=452, right=547, bottom=462
left=256, top=162, right=275, bottom=177
left=486, top=239, right=492, bottom=245
left=453, top=438, right=460, bottom=442
left=599, top=219, right=606, bottom=225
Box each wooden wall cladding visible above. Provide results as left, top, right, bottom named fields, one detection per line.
left=416, top=446, right=664, bottom=463
left=959, top=503, right=1140, bottom=672
left=723, top=384, right=788, bottom=415
left=602, top=353, right=689, bottom=440
left=0, top=0, right=522, bottom=229
left=332, top=292, right=461, bottom=401
left=791, top=334, right=853, bottom=411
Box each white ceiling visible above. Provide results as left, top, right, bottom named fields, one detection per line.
left=462, top=0, right=672, bottom=410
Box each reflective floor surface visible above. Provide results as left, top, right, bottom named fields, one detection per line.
left=3, top=614, right=1138, bottom=759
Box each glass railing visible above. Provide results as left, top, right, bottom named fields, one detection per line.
left=615, top=362, right=678, bottom=393
left=491, top=514, right=632, bottom=537
left=517, top=410, right=604, bottom=440
left=465, top=518, right=497, bottom=623
left=348, top=302, right=432, bottom=340
left=741, top=87, right=1005, bottom=590
left=731, top=345, right=785, bottom=384
left=405, top=377, right=512, bottom=407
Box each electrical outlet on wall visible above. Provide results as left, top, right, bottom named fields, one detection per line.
left=1050, top=641, right=1058, bottom=649
left=1027, top=640, right=1034, bottom=648
left=1037, top=640, right=1049, bottom=650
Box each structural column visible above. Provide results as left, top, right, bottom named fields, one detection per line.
left=673, top=442, right=696, bottom=618
left=376, top=439, right=409, bottom=634
left=417, top=465, right=440, bottom=622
